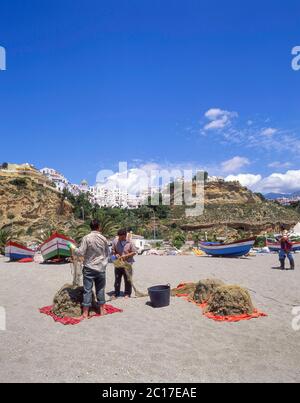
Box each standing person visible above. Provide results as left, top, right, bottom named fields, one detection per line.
left=279, top=230, right=295, bottom=270
left=111, top=228, right=137, bottom=299
left=69, top=219, right=110, bottom=319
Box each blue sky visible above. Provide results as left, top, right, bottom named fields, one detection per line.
left=0, top=0, right=300, bottom=193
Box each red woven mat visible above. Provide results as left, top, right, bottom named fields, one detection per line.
left=40, top=304, right=123, bottom=325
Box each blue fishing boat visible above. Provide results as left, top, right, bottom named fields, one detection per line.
left=199, top=237, right=256, bottom=257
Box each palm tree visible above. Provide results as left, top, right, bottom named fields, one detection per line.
left=69, top=224, right=90, bottom=244
left=92, top=211, right=119, bottom=239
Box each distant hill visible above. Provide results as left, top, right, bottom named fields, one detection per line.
left=264, top=191, right=300, bottom=200
left=264, top=192, right=291, bottom=200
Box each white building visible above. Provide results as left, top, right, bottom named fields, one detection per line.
left=89, top=185, right=129, bottom=208
left=40, top=167, right=69, bottom=192
left=206, top=175, right=224, bottom=183
left=40, top=166, right=153, bottom=208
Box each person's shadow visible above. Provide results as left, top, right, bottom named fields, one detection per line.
left=106, top=290, right=126, bottom=298
left=271, top=266, right=293, bottom=270
left=271, top=266, right=283, bottom=270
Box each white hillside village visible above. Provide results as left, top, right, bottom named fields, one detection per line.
left=40, top=167, right=149, bottom=209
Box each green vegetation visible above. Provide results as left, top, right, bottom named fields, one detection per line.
left=10, top=178, right=27, bottom=188
left=0, top=228, right=12, bottom=255
left=172, top=232, right=186, bottom=249
left=62, top=189, right=169, bottom=242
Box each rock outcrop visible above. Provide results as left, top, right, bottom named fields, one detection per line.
left=0, top=171, right=77, bottom=242
left=169, top=180, right=300, bottom=238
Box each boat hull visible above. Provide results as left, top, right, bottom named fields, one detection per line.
left=5, top=242, right=35, bottom=261
left=267, top=241, right=300, bottom=253
left=40, top=233, right=76, bottom=261
left=199, top=238, right=256, bottom=257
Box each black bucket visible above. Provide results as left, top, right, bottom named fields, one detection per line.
left=148, top=284, right=171, bottom=308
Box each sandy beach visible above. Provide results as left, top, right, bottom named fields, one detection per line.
left=0, top=254, right=300, bottom=383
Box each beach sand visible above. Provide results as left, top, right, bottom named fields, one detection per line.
left=0, top=254, right=300, bottom=383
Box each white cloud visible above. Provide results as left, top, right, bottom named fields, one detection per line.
left=226, top=170, right=300, bottom=194
left=225, top=174, right=262, bottom=189
left=256, top=170, right=300, bottom=194
left=96, top=161, right=207, bottom=195
left=261, top=127, right=277, bottom=136
left=199, top=108, right=300, bottom=156
left=221, top=156, right=250, bottom=174
left=203, top=108, right=238, bottom=131
left=268, top=161, right=292, bottom=169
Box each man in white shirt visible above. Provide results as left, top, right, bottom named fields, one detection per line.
left=71, top=219, right=110, bottom=319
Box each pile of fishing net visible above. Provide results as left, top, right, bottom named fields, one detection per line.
left=204, top=285, right=254, bottom=316
left=171, top=283, right=197, bottom=298
left=193, top=279, right=225, bottom=304
left=172, top=278, right=265, bottom=321
left=40, top=284, right=123, bottom=325
left=171, top=279, right=224, bottom=304
left=52, top=284, right=95, bottom=318
left=40, top=256, right=123, bottom=325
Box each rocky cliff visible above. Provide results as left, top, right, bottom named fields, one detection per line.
left=0, top=172, right=77, bottom=242
left=169, top=180, right=300, bottom=238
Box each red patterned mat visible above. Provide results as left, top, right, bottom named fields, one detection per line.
left=40, top=304, right=123, bottom=325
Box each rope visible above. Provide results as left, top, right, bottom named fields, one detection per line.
left=114, top=259, right=148, bottom=298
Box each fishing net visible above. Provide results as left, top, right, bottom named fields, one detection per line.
left=205, top=285, right=254, bottom=317
left=193, top=279, right=225, bottom=304
left=52, top=256, right=86, bottom=318
left=52, top=284, right=93, bottom=318
left=113, top=259, right=148, bottom=298
left=171, top=283, right=197, bottom=297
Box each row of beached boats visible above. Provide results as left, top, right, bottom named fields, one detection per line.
left=5, top=233, right=76, bottom=262
left=198, top=237, right=300, bottom=257
left=5, top=234, right=300, bottom=261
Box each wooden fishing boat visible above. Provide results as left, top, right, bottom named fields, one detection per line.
left=5, top=241, right=35, bottom=261
left=266, top=239, right=300, bottom=253
left=199, top=237, right=256, bottom=257
left=40, top=233, right=76, bottom=262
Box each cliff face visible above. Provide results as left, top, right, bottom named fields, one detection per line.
left=204, top=181, right=262, bottom=205
left=171, top=180, right=300, bottom=238
left=0, top=172, right=76, bottom=241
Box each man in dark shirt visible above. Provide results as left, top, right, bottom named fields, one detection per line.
left=279, top=231, right=295, bottom=270
left=111, top=229, right=137, bottom=298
